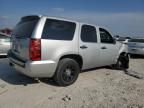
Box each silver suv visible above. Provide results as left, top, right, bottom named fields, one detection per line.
left=8, top=15, right=129, bottom=86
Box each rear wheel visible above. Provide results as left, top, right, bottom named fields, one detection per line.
left=54, top=58, right=80, bottom=86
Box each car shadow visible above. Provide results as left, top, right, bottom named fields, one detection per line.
left=81, top=66, right=107, bottom=73
left=0, top=70, right=38, bottom=86
left=0, top=58, right=59, bottom=86
left=0, top=58, right=38, bottom=86
left=123, top=69, right=144, bottom=79
left=84, top=65, right=144, bottom=80
left=1, top=57, right=143, bottom=86
left=40, top=67, right=109, bottom=86
left=40, top=78, right=58, bottom=86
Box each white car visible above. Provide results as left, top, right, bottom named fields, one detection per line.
left=128, top=38, right=144, bottom=55
left=0, top=32, right=11, bottom=56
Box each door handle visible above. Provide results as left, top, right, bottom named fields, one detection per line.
left=101, top=46, right=107, bottom=49
left=80, top=45, right=88, bottom=49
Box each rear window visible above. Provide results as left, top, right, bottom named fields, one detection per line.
left=128, top=39, right=144, bottom=43
left=12, top=16, right=39, bottom=38
left=42, top=19, right=76, bottom=40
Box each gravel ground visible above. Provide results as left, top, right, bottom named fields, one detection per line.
left=0, top=57, right=144, bottom=108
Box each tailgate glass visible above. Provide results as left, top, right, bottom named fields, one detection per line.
left=12, top=16, right=39, bottom=38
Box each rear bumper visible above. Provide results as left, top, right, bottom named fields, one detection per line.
left=8, top=51, right=57, bottom=78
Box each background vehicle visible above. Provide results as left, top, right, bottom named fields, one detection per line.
left=128, top=38, right=144, bottom=56
left=8, top=15, right=129, bottom=86
left=116, top=37, right=129, bottom=44
left=0, top=32, right=10, bottom=56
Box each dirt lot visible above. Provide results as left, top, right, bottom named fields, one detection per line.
left=0, top=57, right=144, bottom=108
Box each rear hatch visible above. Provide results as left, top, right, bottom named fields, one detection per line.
left=11, top=16, right=40, bottom=61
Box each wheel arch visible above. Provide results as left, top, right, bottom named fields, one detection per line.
left=59, top=54, right=83, bottom=69
left=117, top=52, right=129, bottom=69
left=119, top=52, right=129, bottom=57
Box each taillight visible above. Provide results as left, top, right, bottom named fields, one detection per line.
left=29, top=39, right=41, bottom=61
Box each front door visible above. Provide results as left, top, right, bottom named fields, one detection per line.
left=98, top=28, right=118, bottom=66
left=79, top=24, right=100, bottom=70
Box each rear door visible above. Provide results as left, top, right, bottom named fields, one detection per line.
left=11, top=16, right=40, bottom=61
left=79, top=24, right=100, bottom=69
left=98, top=28, right=118, bottom=66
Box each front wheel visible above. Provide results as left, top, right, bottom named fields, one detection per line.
left=116, top=54, right=129, bottom=69
left=54, top=58, right=80, bottom=86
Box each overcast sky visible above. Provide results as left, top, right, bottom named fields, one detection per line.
left=0, top=0, right=144, bottom=37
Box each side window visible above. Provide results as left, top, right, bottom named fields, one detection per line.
left=42, top=19, right=76, bottom=40
left=81, top=25, right=97, bottom=43
left=99, top=28, right=114, bottom=44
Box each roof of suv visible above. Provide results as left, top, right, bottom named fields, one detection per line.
left=43, top=15, right=113, bottom=35
left=22, top=15, right=100, bottom=28
left=21, top=15, right=113, bottom=36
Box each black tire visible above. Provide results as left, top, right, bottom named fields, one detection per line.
left=54, top=58, right=80, bottom=86
left=116, top=54, right=129, bottom=69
